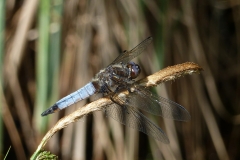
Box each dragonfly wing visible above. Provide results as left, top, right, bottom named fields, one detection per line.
left=104, top=103, right=169, bottom=143
left=117, top=86, right=191, bottom=121
left=109, top=37, right=153, bottom=65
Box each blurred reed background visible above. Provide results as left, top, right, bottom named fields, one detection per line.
left=1, top=0, right=240, bottom=159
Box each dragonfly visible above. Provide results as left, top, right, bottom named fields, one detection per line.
left=41, top=37, right=190, bottom=143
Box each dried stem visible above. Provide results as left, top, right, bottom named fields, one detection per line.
left=31, top=62, right=203, bottom=160
left=137, top=62, right=203, bottom=87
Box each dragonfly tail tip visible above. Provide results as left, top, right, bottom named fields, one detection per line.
left=41, top=104, right=59, bottom=116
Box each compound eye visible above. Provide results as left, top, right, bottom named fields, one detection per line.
left=127, top=62, right=141, bottom=79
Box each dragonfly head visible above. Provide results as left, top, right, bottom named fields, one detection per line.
left=127, top=62, right=141, bottom=79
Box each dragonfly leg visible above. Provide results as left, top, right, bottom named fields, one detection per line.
left=109, top=95, right=130, bottom=115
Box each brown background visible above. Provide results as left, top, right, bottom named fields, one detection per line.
left=1, top=0, right=240, bottom=159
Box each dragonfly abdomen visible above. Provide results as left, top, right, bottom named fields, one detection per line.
left=57, top=82, right=96, bottom=109
left=41, top=82, right=96, bottom=116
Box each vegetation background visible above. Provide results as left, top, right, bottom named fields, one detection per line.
left=1, top=0, right=239, bottom=159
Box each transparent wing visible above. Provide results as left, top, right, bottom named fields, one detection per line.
left=116, top=86, right=191, bottom=121
left=109, top=37, right=153, bottom=65
left=104, top=103, right=169, bottom=143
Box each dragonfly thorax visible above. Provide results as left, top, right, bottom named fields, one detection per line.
left=92, top=62, right=140, bottom=94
